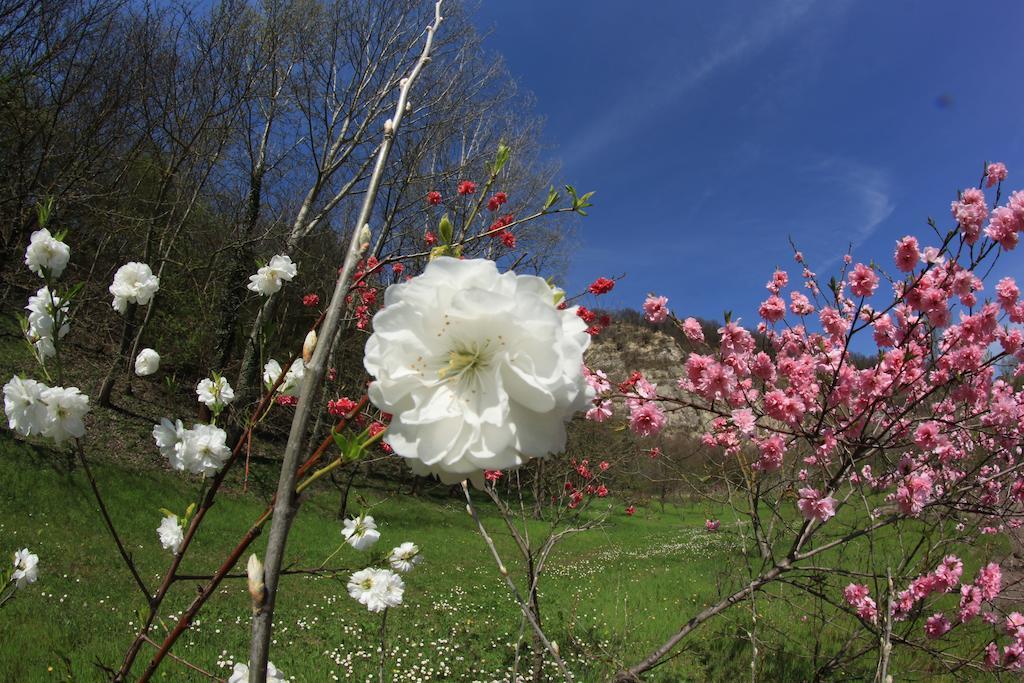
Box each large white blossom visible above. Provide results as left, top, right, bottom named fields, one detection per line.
left=109, top=262, right=159, bottom=313
left=196, top=376, right=234, bottom=412
left=157, top=514, right=184, bottom=554
left=262, top=358, right=304, bottom=396
left=347, top=567, right=404, bottom=612
left=4, top=376, right=49, bottom=436
left=388, top=542, right=422, bottom=573
left=12, top=548, right=39, bottom=589
left=153, top=420, right=230, bottom=475
left=39, top=386, right=89, bottom=444
left=227, top=661, right=285, bottom=683
left=247, top=254, right=297, bottom=296
left=363, top=257, right=593, bottom=482
left=25, top=286, right=69, bottom=360
left=24, top=228, right=70, bottom=279
left=135, top=348, right=160, bottom=376
left=342, top=515, right=380, bottom=551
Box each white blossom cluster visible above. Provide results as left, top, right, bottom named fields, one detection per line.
left=196, top=375, right=234, bottom=414
left=342, top=514, right=380, bottom=551
left=346, top=567, right=405, bottom=613
left=263, top=358, right=305, bottom=396
left=24, top=286, right=69, bottom=361
left=3, top=376, right=90, bottom=444
left=152, top=419, right=231, bottom=475
left=109, top=262, right=159, bottom=313
left=247, top=254, right=297, bottom=296
left=24, top=228, right=70, bottom=278
left=363, top=257, right=593, bottom=483
left=341, top=513, right=422, bottom=614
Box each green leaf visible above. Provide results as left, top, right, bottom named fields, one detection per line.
left=429, top=245, right=451, bottom=261
left=36, top=197, right=54, bottom=228
left=159, top=508, right=176, bottom=519
left=438, top=213, right=453, bottom=245
left=492, top=142, right=510, bottom=176
left=542, top=187, right=559, bottom=212
left=332, top=429, right=352, bottom=455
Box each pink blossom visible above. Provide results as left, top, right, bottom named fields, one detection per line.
left=1005, top=643, right=1024, bottom=670
left=925, top=613, right=951, bottom=639
left=705, top=519, right=720, bottom=532
left=894, top=236, right=920, bottom=273
left=681, top=317, right=705, bottom=343
left=797, top=487, right=836, bottom=522
left=848, top=263, right=879, bottom=297
left=976, top=563, right=1002, bottom=601
left=985, top=206, right=1021, bottom=250
left=629, top=401, right=667, bottom=437
left=789, top=291, right=814, bottom=316
left=819, top=307, right=848, bottom=338
left=643, top=295, right=670, bottom=323
left=1006, top=612, right=1024, bottom=639
left=731, top=408, right=756, bottom=436
left=759, top=295, right=786, bottom=323
left=997, top=277, right=1020, bottom=310
left=843, top=583, right=870, bottom=605
left=986, top=161, right=1008, bottom=187
left=933, top=555, right=963, bottom=591
left=985, top=642, right=1000, bottom=668
left=754, top=435, right=785, bottom=472
left=586, top=400, right=613, bottom=423
left=583, top=366, right=612, bottom=394
left=766, top=269, right=789, bottom=294
left=951, top=187, right=988, bottom=244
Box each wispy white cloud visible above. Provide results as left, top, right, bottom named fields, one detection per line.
left=560, top=0, right=840, bottom=169
left=797, top=158, right=895, bottom=267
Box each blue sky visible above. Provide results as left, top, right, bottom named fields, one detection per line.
left=474, top=0, right=1024, bottom=324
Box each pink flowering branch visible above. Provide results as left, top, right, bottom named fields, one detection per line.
left=597, top=164, right=1024, bottom=678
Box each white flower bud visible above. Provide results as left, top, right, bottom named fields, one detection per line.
left=302, top=330, right=317, bottom=364
left=134, top=348, right=161, bottom=376
left=383, top=118, right=394, bottom=135
left=358, top=224, right=372, bottom=253
left=247, top=553, right=264, bottom=609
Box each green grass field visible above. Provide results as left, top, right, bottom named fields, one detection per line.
left=0, top=432, right=749, bottom=682
left=1, top=429, right=1007, bottom=682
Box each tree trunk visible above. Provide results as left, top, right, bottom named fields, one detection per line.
left=97, top=303, right=138, bottom=407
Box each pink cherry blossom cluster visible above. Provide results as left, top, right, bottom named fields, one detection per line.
left=578, top=162, right=1024, bottom=669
